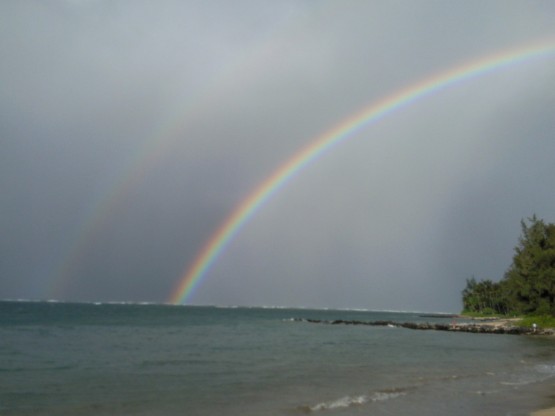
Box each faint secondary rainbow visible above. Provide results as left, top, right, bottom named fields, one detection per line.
left=170, top=40, right=555, bottom=305
left=48, top=4, right=338, bottom=299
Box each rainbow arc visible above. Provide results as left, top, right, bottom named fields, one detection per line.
left=169, top=40, right=555, bottom=304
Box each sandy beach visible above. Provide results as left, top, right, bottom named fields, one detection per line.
left=529, top=372, right=555, bottom=416
left=532, top=407, right=555, bottom=416
left=470, top=317, right=521, bottom=326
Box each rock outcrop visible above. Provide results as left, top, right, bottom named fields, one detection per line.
left=292, top=318, right=554, bottom=336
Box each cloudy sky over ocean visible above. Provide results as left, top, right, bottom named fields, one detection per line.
left=2, top=1, right=555, bottom=311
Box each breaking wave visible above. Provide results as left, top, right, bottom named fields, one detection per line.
left=298, top=389, right=407, bottom=413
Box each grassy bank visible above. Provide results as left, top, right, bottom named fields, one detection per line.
left=517, top=315, right=555, bottom=329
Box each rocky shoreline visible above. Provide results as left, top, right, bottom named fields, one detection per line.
left=293, top=317, right=555, bottom=336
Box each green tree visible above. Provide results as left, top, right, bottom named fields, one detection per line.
left=504, top=216, right=555, bottom=315
left=461, top=216, right=555, bottom=317
left=462, top=277, right=478, bottom=312
left=462, top=277, right=506, bottom=314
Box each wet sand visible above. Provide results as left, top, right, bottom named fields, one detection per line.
left=530, top=378, right=555, bottom=416
left=532, top=408, right=555, bottom=416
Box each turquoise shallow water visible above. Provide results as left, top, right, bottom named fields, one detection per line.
left=1, top=301, right=554, bottom=415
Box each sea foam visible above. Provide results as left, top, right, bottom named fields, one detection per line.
left=300, top=390, right=406, bottom=413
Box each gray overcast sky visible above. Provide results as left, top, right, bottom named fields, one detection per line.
left=2, top=1, right=555, bottom=312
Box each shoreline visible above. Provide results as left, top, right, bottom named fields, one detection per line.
left=531, top=378, right=555, bottom=416
left=295, top=317, right=555, bottom=336
left=299, top=314, right=555, bottom=415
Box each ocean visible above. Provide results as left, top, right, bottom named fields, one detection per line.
left=1, top=301, right=554, bottom=415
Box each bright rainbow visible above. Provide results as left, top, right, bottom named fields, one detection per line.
left=170, top=40, right=555, bottom=304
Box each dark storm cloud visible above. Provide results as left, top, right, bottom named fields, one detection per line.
left=1, top=1, right=555, bottom=311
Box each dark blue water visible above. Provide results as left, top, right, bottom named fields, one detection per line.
left=1, top=301, right=554, bottom=415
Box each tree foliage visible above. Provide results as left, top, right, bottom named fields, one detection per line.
left=462, top=216, right=555, bottom=316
